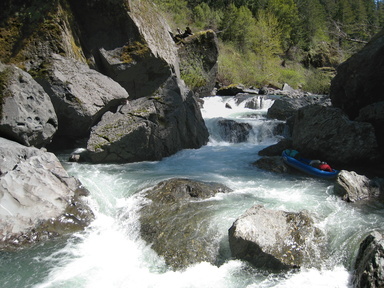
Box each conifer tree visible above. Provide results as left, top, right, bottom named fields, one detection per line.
left=266, top=0, right=300, bottom=49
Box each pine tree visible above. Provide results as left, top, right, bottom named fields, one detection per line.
left=296, top=0, right=328, bottom=49
left=252, top=9, right=283, bottom=73
left=266, top=0, right=300, bottom=49
left=220, top=4, right=256, bottom=52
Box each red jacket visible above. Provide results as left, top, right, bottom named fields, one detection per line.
left=319, top=163, right=332, bottom=172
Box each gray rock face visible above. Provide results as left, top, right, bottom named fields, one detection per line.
left=0, top=63, right=58, bottom=147
left=353, top=231, right=384, bottom=288
left=86, top=76, right=208, bottom=163
left=99, top=46, right=171, bottom=100
left=334, top=170, right=382, bottom=202
left=0, top=137, right=94, bottom=250
left=330, top=29, right=384, bottom=158
left=71, top=0, right=179, bottom=100
left=139, top=178, right=233, bottom=270
left=356, top=101, right=384, bottom=154
left=330, top=29, right=384, bottom=120
left=267, top=95, right=330, bottom=121
left=292, top=104, right=379, bottom=165
left=38, top=54, right=128, bottom=142
left=228, top=205, right=326, bottom=271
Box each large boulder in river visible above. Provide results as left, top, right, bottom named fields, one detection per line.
left=37, top=54, right=128, bottom=145
left=334, top=170, right=384, bottom=202
left=228, top=205, right=326, bottom=271
left=0, top=137, right=94, bottom=250
left=353, top=231, right=384, bottom=288
left=292, top=104, right=379, bottom=165
left=86, top=76, right=208, bottom=163
left=0, top=63, right=58, bottom=147
left=139, top=178, right=233, bottom=270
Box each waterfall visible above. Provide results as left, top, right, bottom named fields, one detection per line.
left=202, top=95, right=284, bottom=145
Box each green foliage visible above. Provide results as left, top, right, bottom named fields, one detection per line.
left=192, top=3, right=222, bottom=30
left=180, top=52, right=207, bottom=89
left=302, top=68, right=333, bottom=95
left=152, top=0, right=384, bottom=93
left=152, top=0, right=191, bottom=29
left=252, top=10, right=283, bottom=70
left=266, top=0, right=300, bottom=48
left=278, top=67, right=305, bottom=89
left=220, top=4, right=257, bottom=52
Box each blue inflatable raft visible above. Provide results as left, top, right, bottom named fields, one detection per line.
left=282, top=150, right=339, bottom=180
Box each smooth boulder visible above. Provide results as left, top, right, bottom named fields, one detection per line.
left=139, top=178, right=233, bottom=270
left=228, top=205, right=326, bottom=271
left=0, top=63, right=57, bottom=147
left=0, top=138, right=94, bottom=250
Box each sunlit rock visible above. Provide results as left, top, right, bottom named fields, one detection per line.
left=0, top=63, right=57, bottom=147
left=228, top=205, right=326, bottom=271
left=334, top=170, right=383, bottom=202
left=0, top=137, right=94, bottom=250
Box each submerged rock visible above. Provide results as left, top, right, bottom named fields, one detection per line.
left=353, top=231, right=384, bottom=288
left=0, top=137, right=94, bottom=250
left=228, top=205, right=326, bottom=271
left=139, top=178, right=232, bottom=270
left=217, top=119, right=252, bottom=143
left=0, top=63, right=58, bottom=147
left=252, top=156, right=289, bottom=174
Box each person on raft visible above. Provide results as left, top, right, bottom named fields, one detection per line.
left=310, top=160, right=333, bottom=172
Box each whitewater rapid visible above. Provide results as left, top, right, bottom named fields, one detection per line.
left=2, top=95, right=383, bottom=288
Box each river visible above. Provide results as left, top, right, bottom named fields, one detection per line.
left=1, top=95, right=384, bottom=288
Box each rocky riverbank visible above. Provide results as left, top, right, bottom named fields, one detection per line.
left=0, top=0, right=215, bottom=249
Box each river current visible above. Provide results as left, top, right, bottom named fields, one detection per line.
left=1, top=96, right=384, bottom=288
